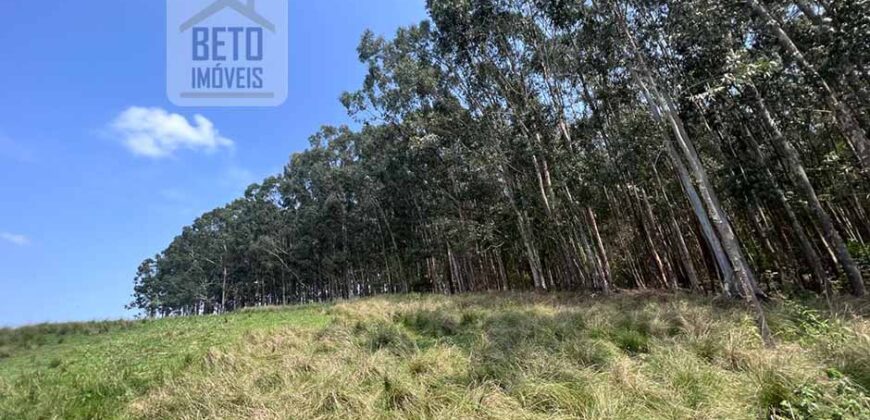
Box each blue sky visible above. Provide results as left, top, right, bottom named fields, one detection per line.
left=0, top=0, right=427, bottom=327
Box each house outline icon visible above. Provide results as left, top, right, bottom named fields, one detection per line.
left=179, top=0, right=276, bottom=33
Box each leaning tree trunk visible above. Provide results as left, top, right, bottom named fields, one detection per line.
left=612, top=3, right=773, bottom=346
left=665, top=138, right=737, bottom=294
left=741, top=124, right=830, bottom=299
left=747, top=0, right=870, bottom=172
left=750, top=84, right=866, bottom=296
left=586, top=207, right=613, bottom=294
left=794, top=0, right=827, bottom=28
left=501, top=169, right=547, bottom=290
left=661, top=89, right=764, bottom=299
left=654, top=166, right=702, bottom=292
left=636, top=186, right=673, bottom=289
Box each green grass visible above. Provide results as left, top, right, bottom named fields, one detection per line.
left=1, top=292, right=869, bottom=419
left=0, top=306, right=330, bottom=419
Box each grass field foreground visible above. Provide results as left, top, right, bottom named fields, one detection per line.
left=1, top=292, right=869, bottom=419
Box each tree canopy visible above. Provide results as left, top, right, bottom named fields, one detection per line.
left=130, top=0, right=870, bottom=343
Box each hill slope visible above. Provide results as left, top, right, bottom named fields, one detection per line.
left=1, top=293, right=869, bottom=419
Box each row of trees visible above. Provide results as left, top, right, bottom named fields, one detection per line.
left=131, top=0, right=869, bottom=342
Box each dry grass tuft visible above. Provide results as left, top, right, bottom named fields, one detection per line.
left=126, top=293, right=870, bottom=419
left=4, top=292, right=870, bottom=419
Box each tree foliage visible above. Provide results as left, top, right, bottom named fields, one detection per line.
left=131, top=0, right=870, bottom=327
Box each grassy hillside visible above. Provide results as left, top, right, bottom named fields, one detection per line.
left=1, top=293, right=869, bottom=419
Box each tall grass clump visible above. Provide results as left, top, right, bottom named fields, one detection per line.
left=2, top=292, right=869, bottom=419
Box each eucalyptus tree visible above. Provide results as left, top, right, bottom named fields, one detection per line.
left=130, top=0, right=870, bottom=343
left=745, top=0, right=870, bottom=171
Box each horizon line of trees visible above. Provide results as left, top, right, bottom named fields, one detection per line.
left=130, top=0, right=870, bottom=345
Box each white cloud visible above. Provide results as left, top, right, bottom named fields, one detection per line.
left=110, top=107, right=233, bottom=158
left=0, top=232, right=30, bottom=246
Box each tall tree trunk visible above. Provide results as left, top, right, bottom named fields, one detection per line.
left=660, top=88, right=765, bottom=300
left=750, top=84, right=866, bottom=296
left=666, top=138, right=737, bottom=294
left=613, top=3, right=773, bottom=346
left=636, top=187, right=673, bottom=289
left=741, top=124, right=830, bottom=297
left=747, top=0, right=870, bottom=172
left=501, top=169, right=547, bottom=290
left=586, top=207, right=612, bottom=293
left=794, top=0, right=828, bottom=28
left=614, top=16, right=747, bottom=297
left=655, top=167, right=702, bottom=292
